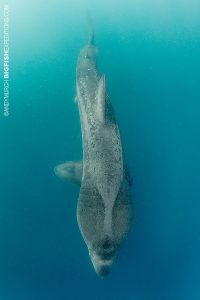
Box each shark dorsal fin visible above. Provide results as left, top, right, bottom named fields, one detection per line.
left=97, top=74, right=106, bottom=124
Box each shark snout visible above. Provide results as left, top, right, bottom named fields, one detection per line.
left=90, top=252, right=113, bottom=277
left=89, top=237, right=117, bottom=277
left=94, top=260, right=112, bottom=277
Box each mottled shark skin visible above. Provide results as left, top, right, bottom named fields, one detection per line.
left=54, top=22, right=132, bottom=277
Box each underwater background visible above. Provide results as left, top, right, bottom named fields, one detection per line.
left=1, top=0, right=200, bottom=299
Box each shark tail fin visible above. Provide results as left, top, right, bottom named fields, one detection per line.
left=86, top=10, right=95, bottom=45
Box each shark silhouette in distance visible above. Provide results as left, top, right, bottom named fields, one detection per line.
left=54, top=17, right=132, bottom=278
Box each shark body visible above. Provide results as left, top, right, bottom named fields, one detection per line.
left=55, top=21, right=132, bottom=277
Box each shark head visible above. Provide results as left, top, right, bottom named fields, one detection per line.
left=77, top=178, right=132, bottom=278
left=89, top=236, right=117, bottom=278
left=78, top=45, right=98, bottom=67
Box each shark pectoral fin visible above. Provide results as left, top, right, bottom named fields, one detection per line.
left=54, top=161, right=83, bottom=185
left=97, top=74, right=106, bottom=124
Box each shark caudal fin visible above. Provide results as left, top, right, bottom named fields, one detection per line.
left=86, top=11, right=94, bottom=45
left=54, top=161, right=83, bottom=185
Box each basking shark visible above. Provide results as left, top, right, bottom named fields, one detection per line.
left=54, top=19, right=132, bottom=277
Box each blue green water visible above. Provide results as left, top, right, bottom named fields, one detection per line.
left=1, top=0, right=200, bottom=299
